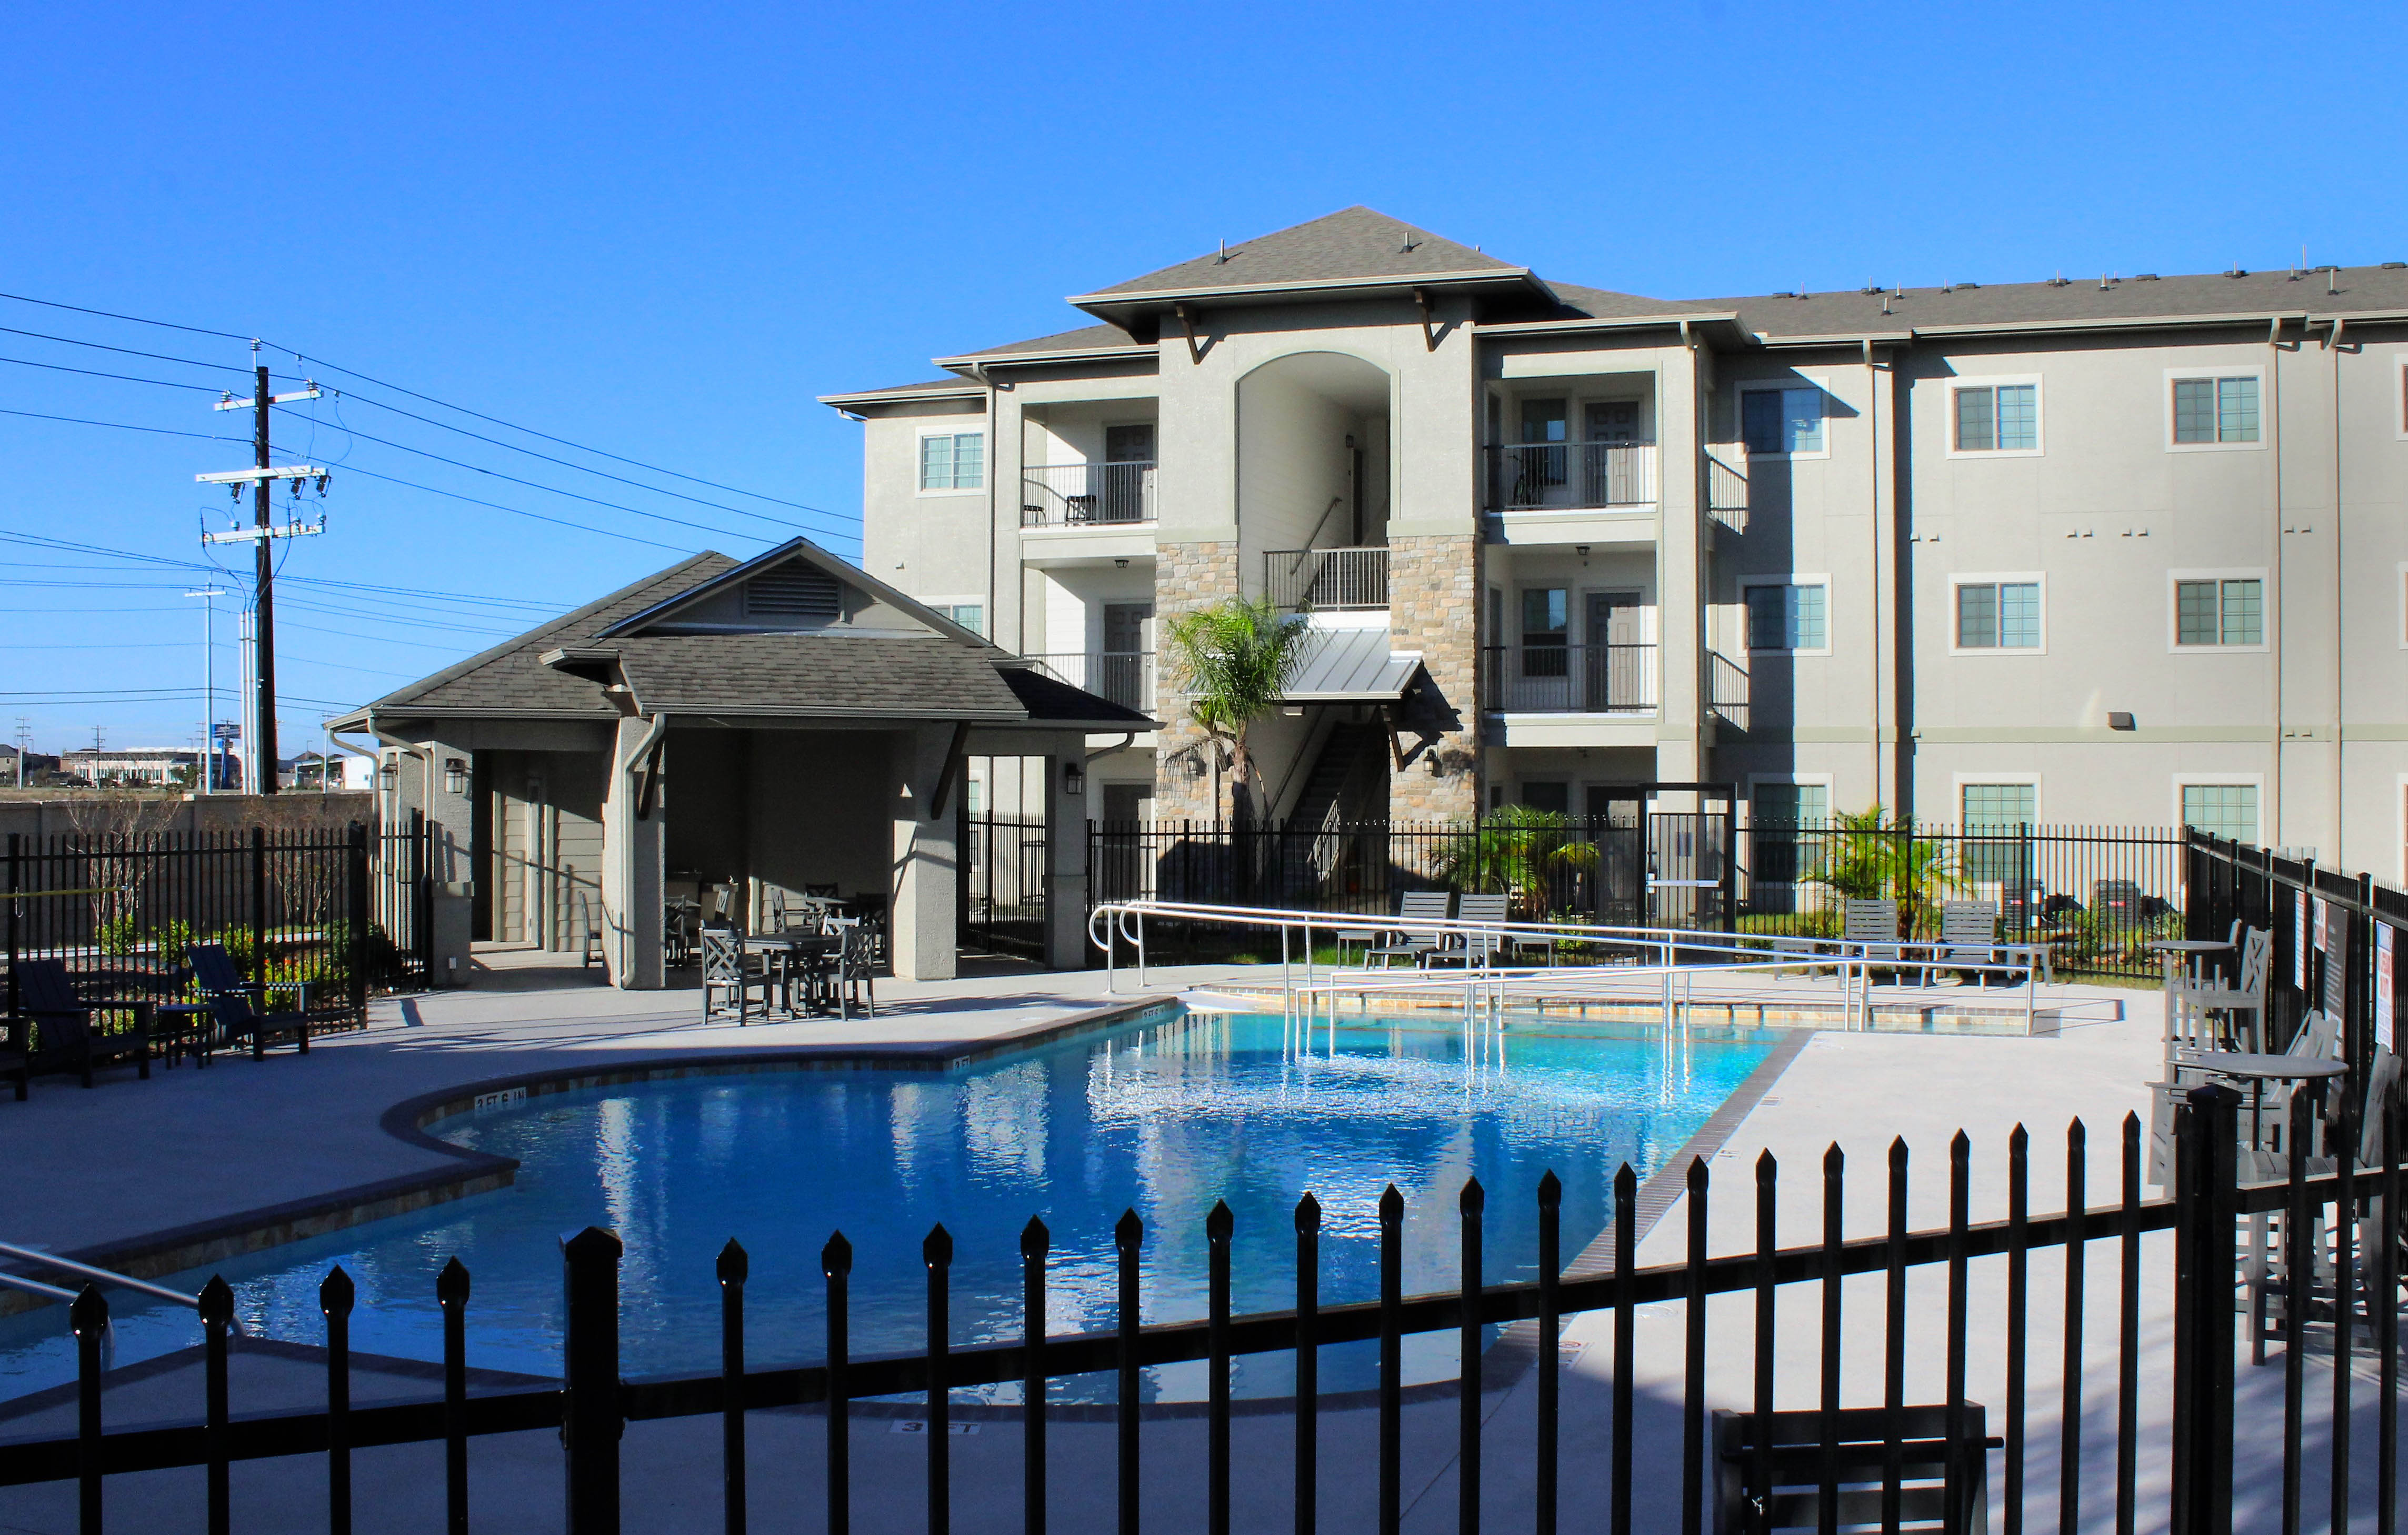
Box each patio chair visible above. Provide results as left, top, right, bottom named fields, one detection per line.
left=823, top=917, right=877, bottom=1020
left=0, top=1006, right=23, bottom=1101
left=1842, top=898, right=1913, bottom=974
left=1428, top=893, right=1512, bottom=970
left=1932, top=900, right=2002, bottom=985
left=13, top=960, right=149, bottom=1088
left=701, top=928, right=768, bottom=1023
left=186, top=943, right=312, bottom=1058
left=1364, top=891, right=1453, bottom=969
left=1711, top=1402, right=1993, bottom=1535
left=2243, top=1044, right=2403, bottom=1362
left=2169, top=925, right=2270, bottom=1055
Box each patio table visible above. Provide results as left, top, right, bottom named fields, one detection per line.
left=744, top=933, right=840, bottom=1015
left=2171, top=1048, right=2345, bottom=1144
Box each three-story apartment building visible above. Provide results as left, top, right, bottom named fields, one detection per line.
left=824, top=207, right=2408, bottom=875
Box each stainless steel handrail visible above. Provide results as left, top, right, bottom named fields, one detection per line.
left=0, top=1239, right=241, bottom=1329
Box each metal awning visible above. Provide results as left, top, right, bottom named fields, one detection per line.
left=1280, top=623, right=1423, bottom=703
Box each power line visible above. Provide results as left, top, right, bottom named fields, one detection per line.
left=0, top=353, right=223, bottom=392
left=0, top=324, right=292, bottom=380
left=0, top=405, right=240, bottom=444
left=0, top=290, right=856, bottom=529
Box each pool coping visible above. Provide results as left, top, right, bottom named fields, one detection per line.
left=4, top=994, right=1183, bottom=1320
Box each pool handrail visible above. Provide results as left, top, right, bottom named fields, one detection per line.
left=0, top=1239, right=242, bottom=1330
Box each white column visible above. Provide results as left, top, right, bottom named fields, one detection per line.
left=601, top=716, right=664, bottom=989
left=1045, top=752, right=1090, bottom=969
left=891, top=726, right=961, bottom=981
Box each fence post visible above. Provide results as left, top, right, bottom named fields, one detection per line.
left=5, top=833, right=17, bottom=1022
left=346, top=823, right=369, bottom=1020
left=2171, top=1082, right=2240, bottom=1535
left=248, top=824, right=268, bottom=986
left=561, top=1226, right=624, bottom=1535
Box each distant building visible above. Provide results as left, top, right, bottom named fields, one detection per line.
left=56, top=747, right=241, bottom=790
left=288, top=751, right=373, bottom=790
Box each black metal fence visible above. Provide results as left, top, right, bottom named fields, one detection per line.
left=965, top=811, right=1048, bottom=960
left=1087, top=820, right=2186, bottom=979
left=2, top=820, right=434, bottom=1044
left=5, top=1088, right=2393, bottom=1535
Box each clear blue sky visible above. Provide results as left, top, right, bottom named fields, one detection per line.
left=3, top=1, right=2402, bottom=756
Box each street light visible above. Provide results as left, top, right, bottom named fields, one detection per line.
left=185, top=586, right=228, bottom=792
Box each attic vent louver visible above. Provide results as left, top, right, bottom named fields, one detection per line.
left=744, top=566, right=842, bottom=621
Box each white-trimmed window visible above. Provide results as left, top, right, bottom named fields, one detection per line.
left=1751, top=780, right=1830, bottom=825
left=1740, top=385, right=1826, bottom=457
left=1961, top=781, right=2038, bottom=829
left=2170, top=573, right=2265, bottom=649
left=936, top=602, right=984, bottom=637
left=2179, top=782, right=2259, bottom=844
left=1953, top=577, right=2043, bottom=650
left=2168, top=373, right=2261, bottom=447
left=1951, top=380, right=2040, bottom=454
left=1743, top=580, right=1829, bottom=653
left=917, top=431, right=985, bottom=492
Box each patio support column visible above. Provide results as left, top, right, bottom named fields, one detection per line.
left=1045, top=752, right=1088, bottom=969
left=892, top=725, right=960, bottom=982
left=1655, top=338, right=1706, bottom=810
left=602, top=715, right=665, bottom=989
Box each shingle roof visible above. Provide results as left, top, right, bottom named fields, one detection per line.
left=341, top=547, right=1153, bottom=729
left=1688, top=265, right=2408, bottom=341
left=963, top=322, right=1142, bottom=358
left=1084, top=207, right=1519, bottom=297
left=358, top=554, right=736, bottom=717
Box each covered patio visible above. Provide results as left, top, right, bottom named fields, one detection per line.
left=331, top=539, right=1150, bottom=986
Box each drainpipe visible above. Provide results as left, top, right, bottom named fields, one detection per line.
left=2270, top=322, right=2285, bottom=846
left=2329, top=317, right=2346, bottom=862
left=1865, top=339, right=1887, bottom=811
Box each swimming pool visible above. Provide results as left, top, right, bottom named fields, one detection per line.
left=0, top=1008, right=1783, bottom=1401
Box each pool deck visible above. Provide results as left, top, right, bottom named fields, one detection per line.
left=3, top=945, right=2376, bottom=1533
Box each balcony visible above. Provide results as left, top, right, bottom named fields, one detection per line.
left=1484, top=443, right=1656, bottom=511
left=1265, top=547, right=1388, bottom=611
left=1021, top=462, right=1156, bottom=527
left=1482, top=644, right=1658, bottom=714
left=1030, top=651, right=1155, bottom=714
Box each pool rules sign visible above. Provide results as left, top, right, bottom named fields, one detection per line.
left=2380, top=923, right=2396, bottom=1052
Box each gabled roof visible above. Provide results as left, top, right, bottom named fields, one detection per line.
left=329, top=543, right=1152, bottom=731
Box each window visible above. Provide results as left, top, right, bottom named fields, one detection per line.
left=1962, top=782, right=2037, bottom=829
left=1745, top=582, right=1827, bottom=652
left=1952, top=384, right=2038, bottom=452
left=917, top=431, right=985, bottom=491
left=1742, top=387, right=1825, bottom=455
left=936, top=602, right=984, bottom=637
left=1520, top=781, right=1571, bottom=815
left=1752, top=781, right=1830, bottom=827
left=1955, top=581, right=2042, bottom=649
left=2171, top=376, right=2259, bottom=444
left=1751, top=781, right=1830, bottom=895
left=1521, top=587, right=1568, bottom=676
left=2181, top=784, right=2259, bottom=844
left=2174, top=579, right=2262, bottom=646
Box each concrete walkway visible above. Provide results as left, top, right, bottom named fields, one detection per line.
left=0, top=947, right=2388, bottom=1533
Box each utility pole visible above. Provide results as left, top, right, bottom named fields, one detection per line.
left=185, top=585, right=227, bottom=793
left=12, top=719, right=27, bottom=789
left=199, top=354, right=324, bottom=797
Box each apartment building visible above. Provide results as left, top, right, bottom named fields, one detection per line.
left=824, top=207, right=2408, bottom=875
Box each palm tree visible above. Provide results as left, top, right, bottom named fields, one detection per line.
left=1433, top=805, right=1599, bottom=915
left=1805, top=805, right=1961, bottom=934
left=1161, top=594, right=1314, bottom=824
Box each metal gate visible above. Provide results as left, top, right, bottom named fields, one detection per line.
left=963, top=810, right=1046, bottom=958
left=1586, top=782, right=1736, bottom=931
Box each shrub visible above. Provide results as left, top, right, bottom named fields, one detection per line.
left=95, top=913, right=141, bottom=956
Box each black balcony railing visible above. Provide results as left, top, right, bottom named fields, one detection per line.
left=1484, top=442, right=1656, bottom=511
left=1020, top=462, right=1155, bottom=526
left=1482, top=643, right=1658, bottom=713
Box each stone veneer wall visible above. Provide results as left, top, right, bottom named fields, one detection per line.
left=1149, top=539, right=1238, bottom=824
left=1385, top=531, right=1481, bottom=821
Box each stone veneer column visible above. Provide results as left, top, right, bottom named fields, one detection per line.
left=1385, top=532, right=1481, bottom=822
left=1150, top=539, right=1238, bottom=824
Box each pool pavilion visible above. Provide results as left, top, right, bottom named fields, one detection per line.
left=329, top=539, right=1151, bottom=987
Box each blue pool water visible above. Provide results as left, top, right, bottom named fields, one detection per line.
left=0, top=1009, right=1778, bottom=1401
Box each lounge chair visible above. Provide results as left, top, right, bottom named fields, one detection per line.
left=1428, top=892, right=1512, bottom=970
left=1842, top=898, right=1914, bottom=973
left=14, top=959, right=151, bottom=1087
left=1364, top=891, right=1453, bottom=969
left=0, top=1009, right=23, bottom=1101
left=1932, top=900, right=2002, bottom=984
left=186, top=944, right=312, bottom=1057
left=1712, top=1403, right=1992, bottom=1535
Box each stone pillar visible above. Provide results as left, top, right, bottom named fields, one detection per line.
left=1044, top=753, right=1090, bottom=969
left=599, top=716, right=664, bottom=989
left=890, top=725, right=960, bottom=982
left=1151, top=539, right=1239, bottom=823
left=1386, top=531, right=1481, bottom=821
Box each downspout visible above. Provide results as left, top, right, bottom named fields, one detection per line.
left=1865, top=338, right=1886, bottom=810
left=2330, top=316, right=2346, bottom=862
left=2270, top=320, right=2285, bottom=846
left=969, top=360, right=1003, bottom=812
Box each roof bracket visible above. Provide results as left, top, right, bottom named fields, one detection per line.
left=926, top=720, right=973, bottom=822
left=1412, top=287, right=1440, bottom=352
left=1383, top=701, right=1408, bottom=771
left=1174, top=303, right=1209, bottom=365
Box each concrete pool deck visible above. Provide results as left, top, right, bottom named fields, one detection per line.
left=5, top=946, right=2382, bottom=1533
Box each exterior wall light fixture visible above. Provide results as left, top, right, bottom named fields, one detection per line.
left=1063, top=760, right=1085, bottom=797
left=444, top=757, right=468, bottom=796
left=378, top=760, right=398, bottom=793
